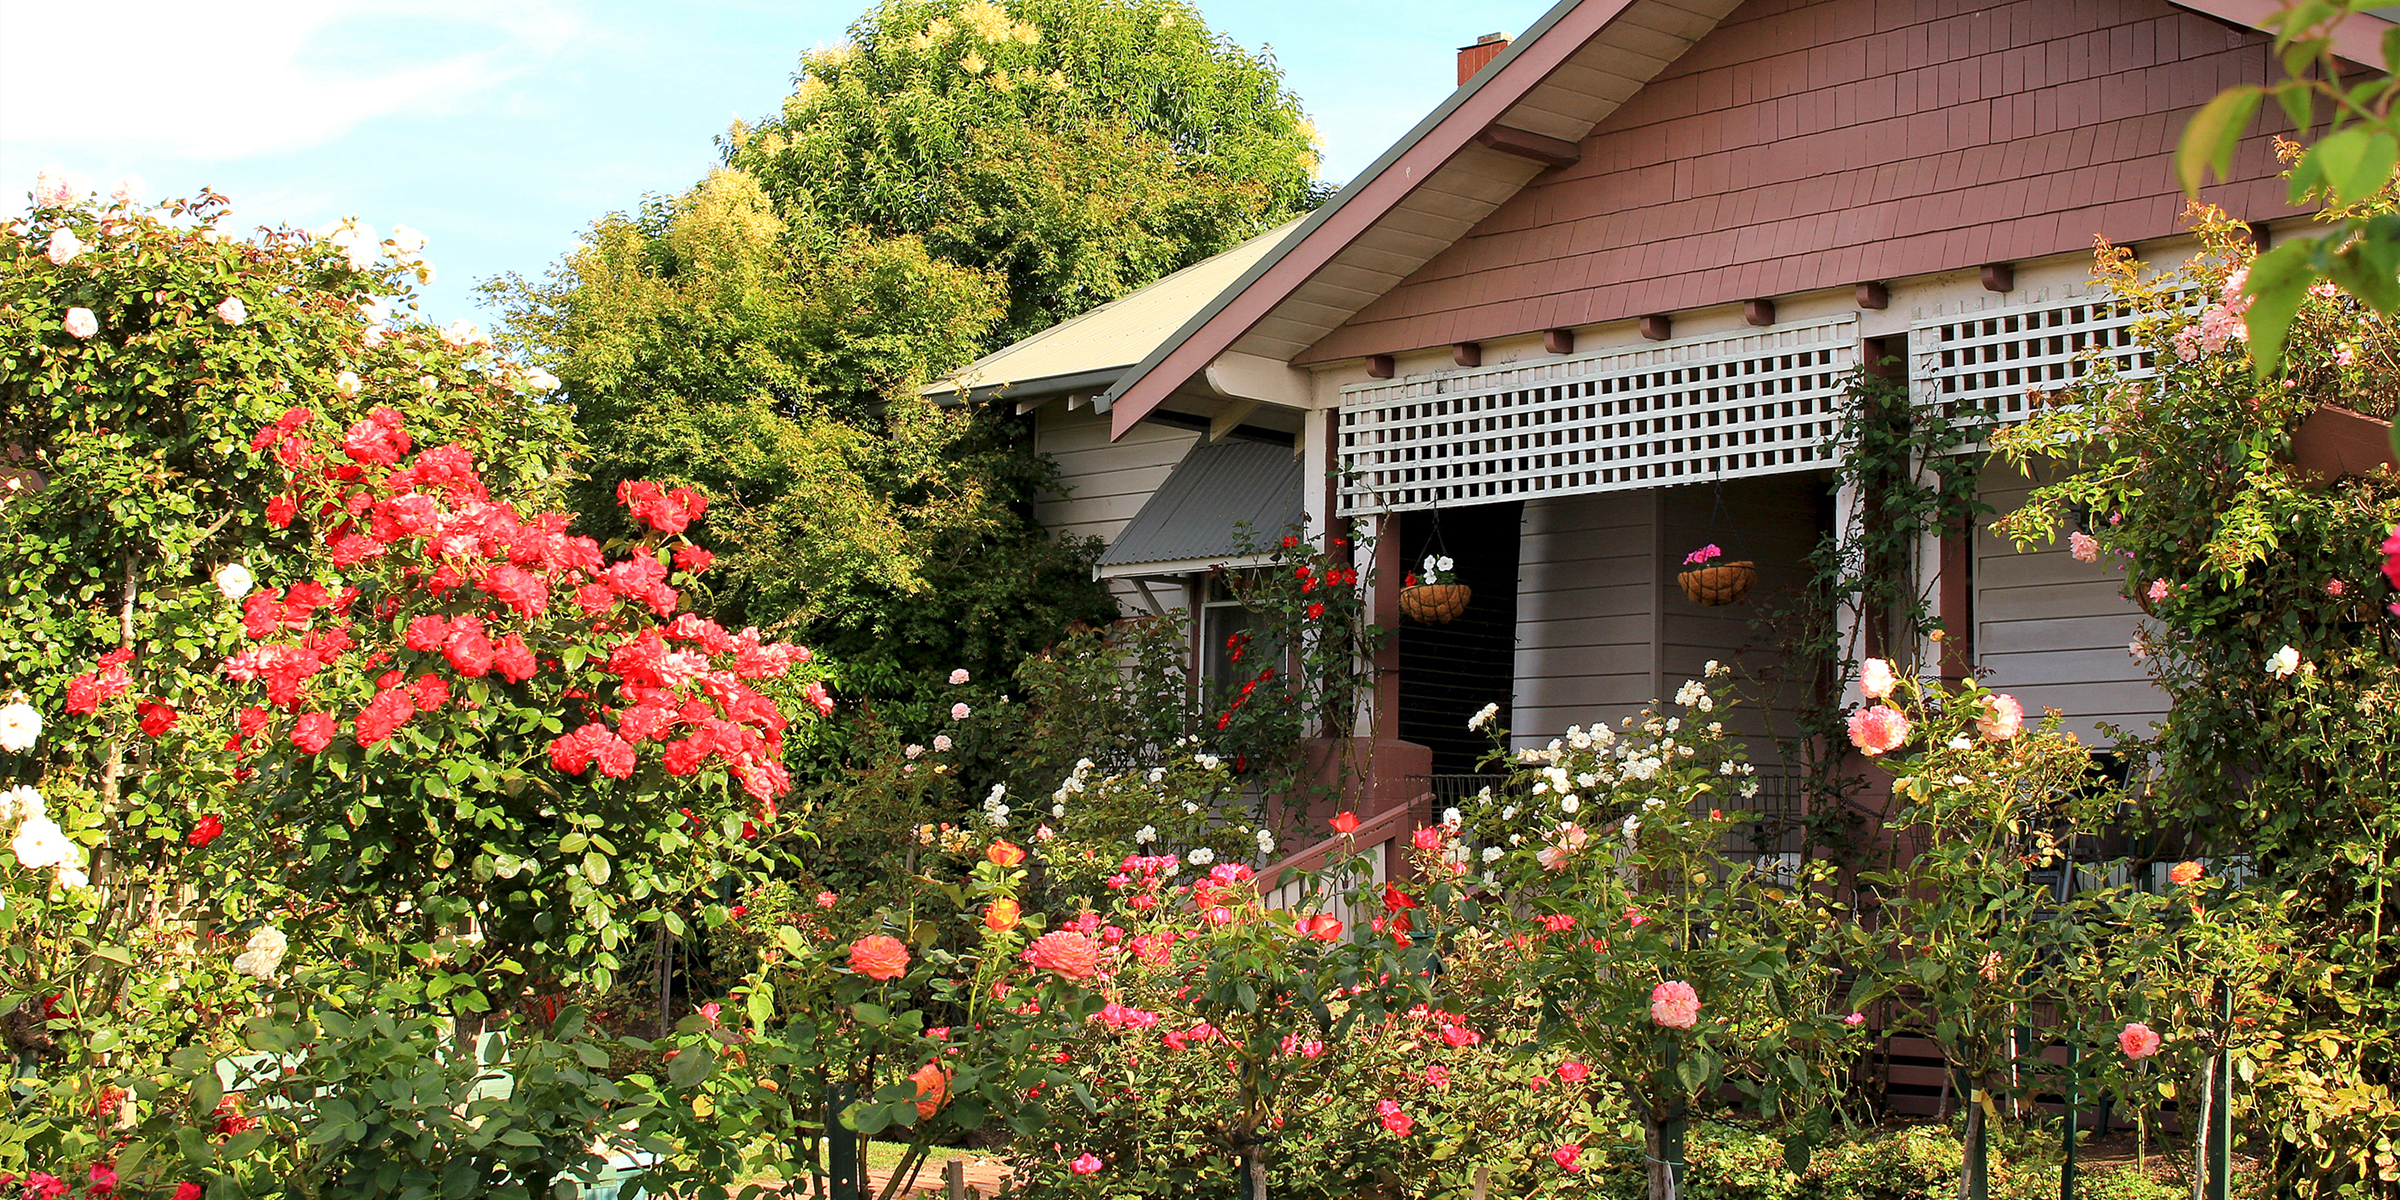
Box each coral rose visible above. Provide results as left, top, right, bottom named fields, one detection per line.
left=982, top=898, right=1020, bottom=932
left=1976, top=693, right=2023, bottom=741
left=2168, top=860, right=2203, bottom=887
left=1650, top=980, right=1701, bottom=1029
left=986, top=840, right=1025, bottom=868
left=908, top=1061, right=951, bottom=1120
left=1847, top=705, right=1910, bottom=756
left=1023, top=930, right=1102, bottom=979
left=1329, top=811, right=1360, bottom=835
left=849, top=934, right=910, bottom=981
left=2118, top=1021, right=2161, bottom=1060
left=1300, top=913, right=1343, bottom=942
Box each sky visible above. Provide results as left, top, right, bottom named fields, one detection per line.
left=0, top=0, right=1554, bottom=322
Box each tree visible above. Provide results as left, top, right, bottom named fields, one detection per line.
left=490, top=0, right=1326, bottom=760
left=730, top=0, right=1323, bottom=343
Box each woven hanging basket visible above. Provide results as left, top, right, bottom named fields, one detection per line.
left=1399, top=583, right=1472, bottom=624
left=1676, top=561, right=1757, bottom=606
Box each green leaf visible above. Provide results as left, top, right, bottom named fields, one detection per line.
left=665, top=1045, right=714, bottom=1087
left=2309, top=127, right=2400, bottom=205
left=1783, top=1134, right=1812, bottom=1175
left=2243, top=240, right=2322, bottom=377
left=852, top=1002, right=890, bottom=1028
left=2178, top=87, right=2262, bottom=194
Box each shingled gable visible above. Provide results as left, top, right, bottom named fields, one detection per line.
left=1100, top=0, right=2387, bottom=440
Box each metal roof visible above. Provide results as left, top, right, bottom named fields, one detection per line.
left=1094, top=439, right=1303, bottom=577
left=922, top=217, right=1308, bottom=406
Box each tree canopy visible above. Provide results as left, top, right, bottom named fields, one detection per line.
left=488, top=0, right=1327, bottom=742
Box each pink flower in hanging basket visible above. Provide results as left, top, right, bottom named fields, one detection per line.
left=1683, top=544, right=1722, bottom=566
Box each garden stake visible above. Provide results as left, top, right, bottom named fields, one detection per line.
left=2060, top=1042, right=2078, bottom=1200
left=945, top=1158, right=967, bottom=1200
left=2207, top=988, right=2232, bottom=1200
left=828, top=1085, right=862, bottom=1200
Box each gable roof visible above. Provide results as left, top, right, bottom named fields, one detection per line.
left=1098, top=0, right=2392, bottom=439
left=923, top=218, right=1305, bottom=406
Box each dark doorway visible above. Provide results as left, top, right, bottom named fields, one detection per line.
left=1397, top=502, right=1522, bottom=777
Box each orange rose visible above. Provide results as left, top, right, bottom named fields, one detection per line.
left=2169, top=860, right=2204, bottom=887
left=909, top=1061, right=952, bottom=1120
left=987, top=840, right=1026, bottom=868
left=849, top=934, right=911, bottom=981
left=983, top=897, right=1021, bottom=932
left=1023, top=930, right=1103, bottom=979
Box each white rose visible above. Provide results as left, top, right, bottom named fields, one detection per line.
left=335, top=371, right=363, bottom=399
left=45, top=228, right=83, bottom=265
left=1188, top=847, right=1216, bottom=866
left=233, top=927, right=289, bottom=980
left=389, top=224, right=427, bottom=255
left=213, top=563, right=254, bottom=601
left=523, top=368, right=560, bottom=392
left=1467, top=702, right=1499, bottom=731
left=1482, top=846, right=1504, bottom=863
left=2267, top=645, right=2300, bottom=678
left=0, top=784, right=41, bottom=820
left=11, top=813, right=73, bottom=870
left=1135, top=825, right=1157, bottom=844
left=215, top=296, right=247, bottom=325
left=0, top=704, right=41, bottom=754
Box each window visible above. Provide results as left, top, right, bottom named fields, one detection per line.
left=1197, top=572, right=1275, bottom=703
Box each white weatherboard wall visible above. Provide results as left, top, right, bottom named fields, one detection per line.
left=1032, top=404, right=1198, bottom=613
left=1974, top=463, right=2165, bottom=745
left=1511, top=492, right=1663, bottom=745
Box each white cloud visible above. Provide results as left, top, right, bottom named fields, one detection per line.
left=0, top=0, right=585, bottom=159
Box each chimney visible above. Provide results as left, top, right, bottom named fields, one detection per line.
left=1457, top=32, right=1509, bottom=85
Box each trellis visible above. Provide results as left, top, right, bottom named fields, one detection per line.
left=1335, top=317, right=1859, bottom=516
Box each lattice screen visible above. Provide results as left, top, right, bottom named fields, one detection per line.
left=1909, top=289, right=2169, bottom=425
left=1336, top=317, right=1858, bottom=516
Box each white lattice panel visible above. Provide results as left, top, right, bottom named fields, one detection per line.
left=1910, top=290, right=2169, bottom=424
left=1336, top=318, right=1857, bottom=516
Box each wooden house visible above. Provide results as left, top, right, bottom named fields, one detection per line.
left=931, top=0, right=2363, bottom=801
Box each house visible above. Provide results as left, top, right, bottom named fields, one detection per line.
left=931, top=0, right=2362, bottom=804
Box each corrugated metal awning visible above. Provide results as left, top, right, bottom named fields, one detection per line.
left=1095, top=439, right=1304, bottom=579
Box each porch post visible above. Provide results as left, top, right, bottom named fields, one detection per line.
left=1371, top=512, right=1402, bottom=744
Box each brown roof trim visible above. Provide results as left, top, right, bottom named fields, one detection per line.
left=1104, top=0, right=1625, bottom=439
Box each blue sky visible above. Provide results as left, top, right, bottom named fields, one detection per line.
left=0, top=0, right=1552, bottom=322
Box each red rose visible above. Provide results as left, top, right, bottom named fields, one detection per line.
left=265, top=494, right=299, bottom=528
left=136, top=699, right=179, bottom=737
left=443, top=627, right=494, bottom=677
left=673, top=544, right=714, bottom=573
left=1329, top=812, right=1360, bottom=835
left=341, top=407, right=412, bottom=466
left=403, top=615, right=450, bottom=651
left=491, top=634, right=536, bottom=683
left=187, top=814, right=225, bottom=848
left=291, top=712, right=336, bottom=753
left=410, top=674, right=450, bottom=712
left=354, top=689, right=415, bottom=745
left=478, top=563, right=548, bottom=618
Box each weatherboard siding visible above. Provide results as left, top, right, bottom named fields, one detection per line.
left=1302, top=0, right=2300, bottom=364
left=1973, top=464, right=2165, bottom=744
left=1033, top=404, right=1199, bottom=615
left=1659, top=475, right=1822, bottom=765
left=1512, top=492, right=1663, bottom=747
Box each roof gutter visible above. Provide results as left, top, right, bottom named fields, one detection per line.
left=1097, top=0, right=1610, bottom=440
left=923, top=365, right=1131, bottom=407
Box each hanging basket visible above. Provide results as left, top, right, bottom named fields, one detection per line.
left=1676, top=561, right=1756, bottom=606
left=1399, top=583, right=1472, bottom=625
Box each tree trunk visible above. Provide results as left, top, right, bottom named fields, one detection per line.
left=1958, top=1088, right=1988, bottom=1200
left=2190, top=1065, right=2214, bottom=1200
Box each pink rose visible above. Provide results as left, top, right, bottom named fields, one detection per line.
left=949, top=668, right=970, bottom=685
left=2068, top=531, right=2098, bottom=563
left=2381, top=526, right=2400, bottom=590
left=63, top=307, right=98, bottom=339
left=2147, top=579, right=2170, bottom=602
left=1858, top=657, right=1895, bottom=700
left=1844, top=1012, right=1867, bottom=1026
left=1071, top=1153, right=1103, bottom=1175
left=110, top=175, right=144, bottom=206
left=951, top=702, right=971, bottom=721
left=805, top=680, right=834, bottom=715
left=215, top=296, right=247, bottom=325
left=45, top=228, right=82, bottom=265
left=2118, top=1021, right=2161, bottom=1060
left=32, top=167, right=73, bottom=207
left=1847, top=705, right=1910, bottom=756
left=1650, top=980, right=1701, bottom=1029
left=1976, top=694, right=2023, bottom=741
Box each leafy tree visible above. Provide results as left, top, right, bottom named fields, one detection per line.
left=730, top=0, right=1323, bottom=343
left=491, top=0, right=1326, bottom=760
